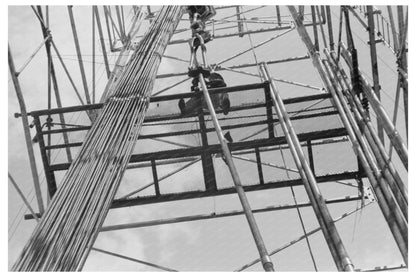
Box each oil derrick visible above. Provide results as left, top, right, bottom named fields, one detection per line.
left=8, top=5, right=408, bottom=272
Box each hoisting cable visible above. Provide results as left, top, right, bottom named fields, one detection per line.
left=185, top=5, right=275, bottom=272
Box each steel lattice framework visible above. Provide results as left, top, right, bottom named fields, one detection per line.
left=8, top=5, right=408, bottom=272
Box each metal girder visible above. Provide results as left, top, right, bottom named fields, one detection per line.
left=24, top=170, right=361, bottom=220
left=44, top=110, right=339, bottom=150
left=33, top=115, right=58, bottom=198
left=197, top=93, right=217, bottom=192
left=366, top=6, right=384, bottom=145
left=28, top=82, right=332, bottom=117
left=31, top=93, right=333, bottom=139
left=126, top=137, right=349, bottom=169
left=50, top=128, right=348, bottom=172
left=110, top=171, right=361, bottom=208
left=28, top=82, right=266, bottom=116
left=28, top=81, right=346, bottom=216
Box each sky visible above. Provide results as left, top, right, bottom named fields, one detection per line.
left=6, top=3, right=410, bottom=273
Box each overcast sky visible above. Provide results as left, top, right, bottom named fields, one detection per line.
left=7, top=4, right=409, bottom=272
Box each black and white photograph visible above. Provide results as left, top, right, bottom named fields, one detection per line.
left=7, top=2, right=410, bottom=272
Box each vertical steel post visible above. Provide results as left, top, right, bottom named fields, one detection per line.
left=387, top=6, right=399, bottom=52
left=389, top=78, right=402, bottom=158
left=45, top=5, right=51, bottom=165
left=198, top=74, right=275, bottom=272
left=33, top=116, right=58, bottom=198
left=68, top=6, right=92, bottom=106
left=298, top=6, right=304, bottom=19
left=8, top=45, right=45, bottom=214
left=236, top=6, right=244, bottom=37
left=397, top=6, right=408, bottom=140
left=336, top=6, right=344, bottom=61
left=103, top=6, right=116, bottom=51
left=93, top=6, right=111, bottom=79
left=120, top=6, right=126, bottom=34
left=264, top=83, right=275, bottom=138
left=366, top=6, right=384, bottom=145
left=319, top=6, right=326, bottom=24
left=255, top=148, right=264, bottom=185
left=325, top=6, right=335, bottom=51
left=46, top=41, right=52, bottom=164
left=104, top=6, right=122, bottom=43
left=386, top=20, right=391, bottom=47
left=92, top=7, right=96, bottom=104
left=146, top=5, right=153, bottom=22
left=315, top=6, right=328, bottom=49
left=115, top=6, right=126, bottom=42
left=307, top=140, right=315, bottom=175
left=275, top=6, right=282, bottom=26
left=311, top=6, right=319, bottom=51
left=36, top=6, right=73, bottom=163
left=151, top=160, right=160, bottom=196
left=197, top=95, right=217, bottom=192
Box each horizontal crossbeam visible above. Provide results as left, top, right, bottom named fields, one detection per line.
left=44, top=110, right=338, bottom=150
left=24, top=171, right=361, bottom=220
left=111, top=171, right=361, bottom=208
left=50, top=128, right=348, bottom=172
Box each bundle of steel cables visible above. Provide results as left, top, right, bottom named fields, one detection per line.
left=12, top=6, right=184, bottom=271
